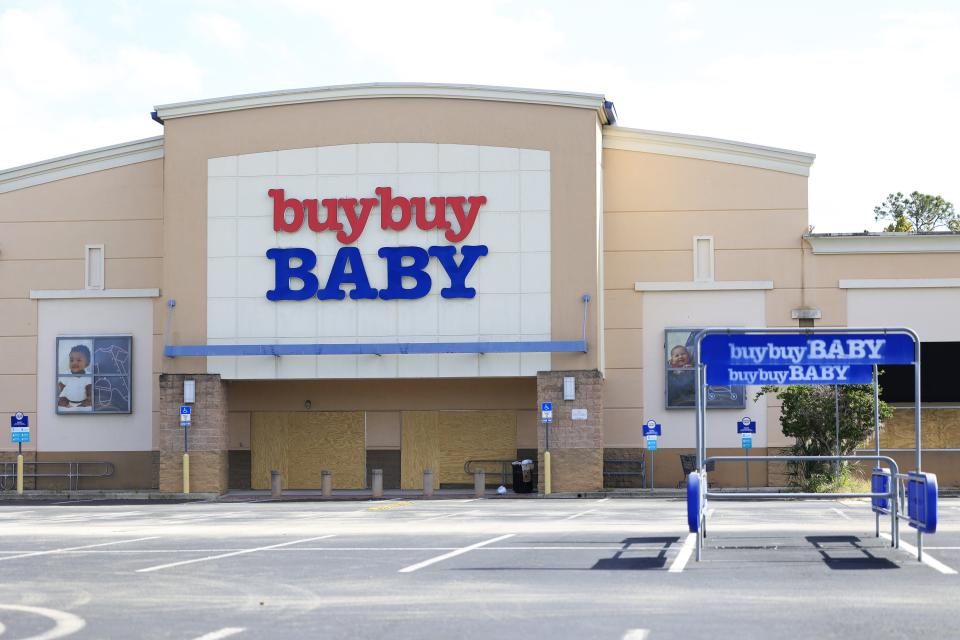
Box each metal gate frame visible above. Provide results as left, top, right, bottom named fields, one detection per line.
left=691, top=326, right=924, bottom=562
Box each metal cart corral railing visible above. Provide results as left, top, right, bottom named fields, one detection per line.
left=464, top=460, right=515, bottom=486
left=0, top=461, right=115, bottom=491
left=689, top=326, right=934, bottom=563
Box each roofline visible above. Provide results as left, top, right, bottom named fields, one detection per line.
left=602, top=126, right=815, bottom=176
left=804, top=231, right=960, bottom=254
left=0, top=137, right=164, bottom=194
left=153, top=82, right=614, bottom=123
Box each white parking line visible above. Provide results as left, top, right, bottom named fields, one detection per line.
left=136, top=535, right=335, bottom=573
left=881, top=533, right=958, bottom=575
left=562, top=509, right=596, bottom=520
left=0, top=604, right=85, bottom=639
left=595, top=497, right=610, bottom=503
left=0, top=537, right=159, bottom=562
left=668, top=533, right=696, bottom=573
left=194, top=628, right=245, bottom=640
left=622, top=630, right=650, bottom=640
left=830, top=507, right=852, bottom=520
left=398, top=534, right=515, bottom=573
left=418, top=510, right=479, bottom=522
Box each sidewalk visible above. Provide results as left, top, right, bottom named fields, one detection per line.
left=3, top=486, right=956, bottom=503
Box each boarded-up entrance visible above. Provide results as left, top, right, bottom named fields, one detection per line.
left=251, top=411, right=365, bottom=489
left=400, top=411, right=517, bottom=490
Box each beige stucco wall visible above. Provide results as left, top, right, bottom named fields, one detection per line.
left=37, top=298, right=155, bottom=451
left=0, top=160, right=163, bottom=453
left=601, top=148, right=809, bottom=448
left=160, top=97, right=603, bottom=376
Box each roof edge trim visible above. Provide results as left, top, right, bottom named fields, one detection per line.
left=603, top=126, right=815, bottom=176
left=805, top=232, right=960, bottom=254
left=153, top=83, right=609, bottom=121
left=0, top=137, right=164, bottom=194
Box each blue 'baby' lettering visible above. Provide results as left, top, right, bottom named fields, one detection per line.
left=265, top=245, right=487, bottom=301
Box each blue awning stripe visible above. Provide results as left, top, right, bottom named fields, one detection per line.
left=164, top=340, right=587, bottom=357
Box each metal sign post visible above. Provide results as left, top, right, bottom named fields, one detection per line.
left=10, top=412, right=29, bottom=495
left=834, top=385, right=841, bottom=479
left=873, top=364, right=881, bottom=537
left=179, top=405, right=192, bottom=494
left=738, top=417, right=755, bottom=489
left=540, top=402, right=553, bottom=495
left=643, top=420, right=661, bottom=489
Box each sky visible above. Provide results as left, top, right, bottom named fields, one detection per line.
left=1, top=0, right=958, bottom=232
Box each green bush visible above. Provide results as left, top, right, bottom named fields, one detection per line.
left=758, top=383, right=892, bottom=492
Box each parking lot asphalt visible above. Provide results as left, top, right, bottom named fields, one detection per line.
left=0, top=497, right=958, bottom=639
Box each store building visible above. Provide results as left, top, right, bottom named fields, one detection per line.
left=1, top=83, right=957, bottom=493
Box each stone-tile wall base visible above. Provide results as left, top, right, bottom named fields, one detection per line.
left=159, top=374, right=229, bottom=493
left=538, top=447, right=603, bottom=492
left=537, top=370, right=604, bottom=492
left=160, top=450, right=228, bottom=493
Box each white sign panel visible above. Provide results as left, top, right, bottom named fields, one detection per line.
left=207, top=143, right=552, bottom=380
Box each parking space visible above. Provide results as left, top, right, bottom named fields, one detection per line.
left=0, top=498, right=957, bottom=639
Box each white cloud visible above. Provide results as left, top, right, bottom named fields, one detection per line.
left=667, top=28, right=703, bottom=43
left=189, top=11, right=249, bottom=50
left=0, top=3, right=203, bottom=168
left=611, top=10, right=960, bottom=232
left=667, top=1, right=696, bottom=21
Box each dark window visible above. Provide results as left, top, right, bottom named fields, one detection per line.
left=879, top=342, right=960, bottom=403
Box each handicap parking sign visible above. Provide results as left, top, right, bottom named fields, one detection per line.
left=540, top=402, right=553, bottom=423
left=179, top=405, right=192, bottom=427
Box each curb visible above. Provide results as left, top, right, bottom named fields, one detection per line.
left=0, top=491, right=218, bottom=502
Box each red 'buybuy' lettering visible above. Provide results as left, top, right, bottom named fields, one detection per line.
left=268, top=187, right=486, bottom=244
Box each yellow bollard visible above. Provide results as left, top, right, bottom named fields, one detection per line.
left=16, top=454, right=23, bottom=495
left=183, top=453, right=190, bottom=494
left=544, top=451, right=551, bottom=496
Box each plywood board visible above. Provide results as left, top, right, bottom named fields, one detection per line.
left=251, top=411, right=365, bottom=489
left=250, top=412, right=288, bottom=490
left=438, top=411, right=517, bottom=486
left=864, top=408, right=960, bottom=449
left=366, top=411, right=401, bottom=449
left=401, top=411, right=440, bottom=490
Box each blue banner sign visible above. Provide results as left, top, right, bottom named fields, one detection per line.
left=737, top=417, right=756, bottom=434
left=642, top=420, right=662, bottom=436
left=700, top=333, right=916, bottom=366
left=708, top=364, right=875, bottom=386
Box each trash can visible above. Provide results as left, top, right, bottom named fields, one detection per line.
left=511, top=459, right=536, bottom=494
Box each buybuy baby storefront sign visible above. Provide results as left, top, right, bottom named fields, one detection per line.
left=205, top=143, right=552, bottom=379
left=266, top=186, right=488, bottom=301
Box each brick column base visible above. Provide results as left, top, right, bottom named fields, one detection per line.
left=159, top=374, right=229, bottom=493
left=537, top=370, right=603, bottom=492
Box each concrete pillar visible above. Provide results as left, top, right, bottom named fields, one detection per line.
left=423, top=469, right=434, bottom=498
left=159, top=374, right=229, bottom=493
left=371, top=468, right=383, bottom=498
left=321, top=470, right=332, bottom=498
left=271, top=470, right=282, bottom=498
left=474, top=469, right=485, bottom=498
left=536, top=370, right=604, bottom=493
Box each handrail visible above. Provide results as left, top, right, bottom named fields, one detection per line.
left=0, top=460, right=115, bottom=491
